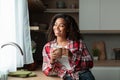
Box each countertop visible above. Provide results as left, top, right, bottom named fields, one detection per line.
left=8, top=68, right=61, bottom=80
left=94, top=60, right=120, bottom=67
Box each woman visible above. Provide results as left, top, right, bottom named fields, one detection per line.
left=42, top=14, right=95, bottom=80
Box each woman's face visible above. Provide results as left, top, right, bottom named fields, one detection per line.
left=53, top=18, right=67, bottom=38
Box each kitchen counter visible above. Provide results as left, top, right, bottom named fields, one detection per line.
left=8, top=68, right=61, bottom=80
left=94, top=60, right=120, bottom=67
left=92, top=60, right=120, bottom=80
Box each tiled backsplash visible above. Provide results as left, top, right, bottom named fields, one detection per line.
left=82, top=34, right=120, bottom=60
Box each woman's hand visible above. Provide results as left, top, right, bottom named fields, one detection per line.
left=50, top=48, right=62, bottom=64
left=50, top=48, right=73, bottom=64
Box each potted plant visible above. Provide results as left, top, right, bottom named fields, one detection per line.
left=92, top=48, right=99, bottom=60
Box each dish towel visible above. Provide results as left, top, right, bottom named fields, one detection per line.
left=8, top=70, right=36, bottom=78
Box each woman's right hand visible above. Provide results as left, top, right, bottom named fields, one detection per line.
left=50, top=48, right=62, bottom=64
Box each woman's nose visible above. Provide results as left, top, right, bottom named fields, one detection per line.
left=56, top=26, right=59, bottom=29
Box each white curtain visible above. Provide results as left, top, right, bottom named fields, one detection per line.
left=0, top=0, right=33, bottom=73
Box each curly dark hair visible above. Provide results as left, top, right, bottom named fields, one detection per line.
left=47, top=13, right=83, bottom=42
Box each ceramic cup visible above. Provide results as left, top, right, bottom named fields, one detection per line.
left=55, top=48, right=62, bottom=58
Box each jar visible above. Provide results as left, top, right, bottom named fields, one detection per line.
left=56, top=1, right=66, bottom=8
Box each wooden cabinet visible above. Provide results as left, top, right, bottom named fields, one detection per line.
left=29, top=0, right=79, bottom=27
left=42, top=0, right=79, bottom=24
left=79, top=0, right=120, bottom=33
left=42, top=0, right=79, bottom=10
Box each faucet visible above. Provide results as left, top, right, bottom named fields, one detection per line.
left=1, top=42, right=23, bottom=55
left=0, top=42, right=23, bottom=80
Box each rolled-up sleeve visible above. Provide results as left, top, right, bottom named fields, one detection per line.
left=42, top=44, right=53, bottom=75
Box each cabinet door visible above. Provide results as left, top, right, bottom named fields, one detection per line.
left=79, top=0, right=100, bottom=30
left=100, top=0, right=120, bottom=30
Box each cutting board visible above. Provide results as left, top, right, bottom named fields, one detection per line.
left=92, top=41, right=107, bottom=60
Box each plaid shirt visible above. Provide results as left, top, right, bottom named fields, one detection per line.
left=42, top=39, right=93, bottom=80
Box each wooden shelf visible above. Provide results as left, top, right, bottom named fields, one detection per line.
left=80, top=30, right=120, bottom=34
left=44, top=8, right=79, bottom=13
left=30, top=26, right=47, bottom=33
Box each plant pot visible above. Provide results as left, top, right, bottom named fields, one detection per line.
left=94, top=56, right=98, bottom=60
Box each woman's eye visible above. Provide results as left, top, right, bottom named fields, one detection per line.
left=60, top=24, right=65, bottom=27
left=54, top=23, right=65, bottom=27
